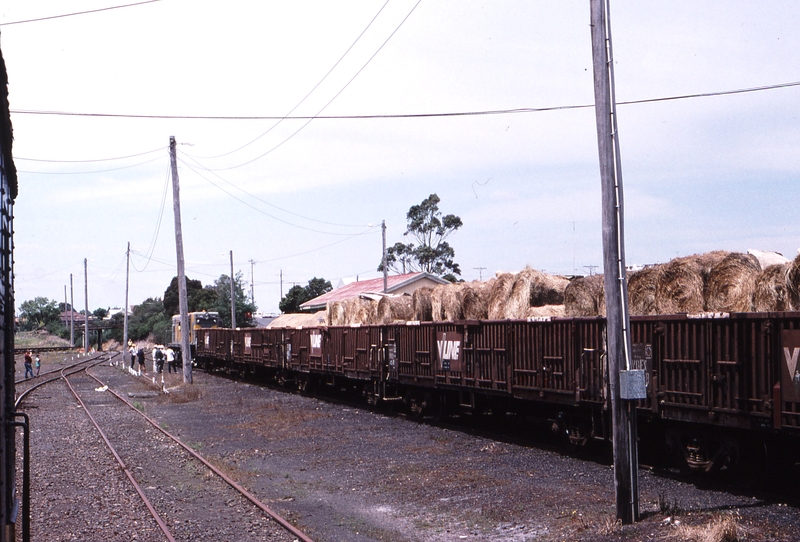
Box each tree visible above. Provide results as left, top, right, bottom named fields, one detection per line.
left=18, top=297, right=61, bottom=331
left=206, top=272, right=257, bottom=328
left=379, top=194, right=463, bottom=277
left=279, top=277, right=332, bottom=313
left=163, top=276, right=209, bottom=317
left=129, top=297, right=171, bottom=344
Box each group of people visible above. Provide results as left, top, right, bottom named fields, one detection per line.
left=127, top=341, right=179, bottom=374
left=23, top=350, right=40, bottom=379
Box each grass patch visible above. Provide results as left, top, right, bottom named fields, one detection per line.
left=167, top=384, right=202, bottom=403
left=675, top=513, right=745, bottom=542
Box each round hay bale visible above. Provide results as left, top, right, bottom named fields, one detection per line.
left=412, top=287, right=433, bottom=321
left=628, top=265, right=662, bottom=316
left=525, top=305, right=566, bottom=318
left=753, top=263, right=791, bottom=312
left=342, top=297, right=377, bottom=325
left=430, top=283, right=463, bottom=322
left=504, top=267, right=570, bottom=319
left=488, top=273, right=515, bottom=319
left=705, top=252, right=760, bottom=312
left=654, top=255, right=707, bottom=314
left=461, top=280, right=491, bottom=320
left=564, top=274, right=605, bottom=317
left=787, top=253, right=800, bottom=310
left=326, top=301, right=345, bottom=326
left=376, top=295, right=414, bottom=323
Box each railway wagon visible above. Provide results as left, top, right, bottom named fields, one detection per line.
left=195, top=310, right=800, bottom=474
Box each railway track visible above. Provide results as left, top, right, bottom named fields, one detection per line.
left=16, top=356, right=315, bottom=542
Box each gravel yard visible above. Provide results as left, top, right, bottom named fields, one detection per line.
left=15, top=352, right=800, bottom=541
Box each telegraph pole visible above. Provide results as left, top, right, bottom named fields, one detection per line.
left=229, top=250, right=236, bottom=329
left=69, top=273, right=74, bottom=347
left=382, top=220, right=387, bottom=293
left=591, top=0, right=641, bottom=524
left=473, top=267, right=487, bottom=281
left=83, top=258, right=89, bottom=352
left=170, top=136, right=193, bottom=383
left=123, top=242, right=130, bottom=366
left=248, top=259, right=256, bottom=305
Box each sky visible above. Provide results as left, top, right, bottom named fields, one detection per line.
left=1, top=0, right=799, bottom=316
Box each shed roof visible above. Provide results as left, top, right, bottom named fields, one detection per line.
left=299, top=272, right=448, bottom=311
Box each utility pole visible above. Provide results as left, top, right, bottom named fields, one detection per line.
left=230, top=250, right=236, bottom=329
left=123, top=242, right=130, bottom=366
left=170, top=136, right=193, bottom=384
left=382, top=220, right=387, bottom=293
left=69, top=273, right=74, bottom=347
left=83, top=258, right=89, bottom=352
left=248, top=259, right=256, bottom=305
left=280, top=269, right=283, bottom=301
left=590, top=0, right=642, bottom=524
left=63, top=285, right=67, bottom=340
left=473, top=267, right=487, bottom=281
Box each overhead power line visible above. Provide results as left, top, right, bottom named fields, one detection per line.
left=15, top=146, right=165, bottom=163
left=0, top=0, right=162, bottom=26
left=12, top=79, right=800, bottom=121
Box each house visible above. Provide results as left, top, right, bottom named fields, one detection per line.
left=299, top=272, right=449, bottom=312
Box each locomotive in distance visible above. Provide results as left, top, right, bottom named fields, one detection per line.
left=192, top=310, right=800, bottom=478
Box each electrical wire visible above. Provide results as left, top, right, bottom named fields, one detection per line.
left=12, top=79, right=800, bottom=121
left=187, top=0, right=391, bottom=161
left=208, top=0, right=424, bottom=171
left=0, top=0, right=162, bottom=26
left=179, top=152, right=371, bottom=228
left=135, top=164, right=172, bottom=273
left=177, top=156, right=378, bottom=236
left=17, top=155, right=164, bottom=175
left=15, top=146, right=165, bottom=163
left=258, top=227, right=379, bottom=264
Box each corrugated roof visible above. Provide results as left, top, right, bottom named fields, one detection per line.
left=300, top=272, right=448, bottom=311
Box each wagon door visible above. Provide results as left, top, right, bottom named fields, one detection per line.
left=779, top=328, right=800, bottom=431
left=656, top=316, right=710, bottom=422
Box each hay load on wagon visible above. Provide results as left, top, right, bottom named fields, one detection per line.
left=654, top=252, right=727, bottom=314
left=412, top=287, right=433, bottom=321
left=488, top=273, right=516, bottom=320
left=461, top=279, right=493, bottom=320
left=704, top=252, right=760, bottom=312
left=786, top=253, right=800, bottom=310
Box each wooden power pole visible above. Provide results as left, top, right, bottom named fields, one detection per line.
left=123, top=242, right=130, bottom=366
left=170, top=136, right=193, bottom=384
left=382, top=220, right=387, bottom=293
left=229, top=250, right=236, bottom=329
left=83, top=258, right=89, bottom=352
left=590, top=0, right=644, bottom=524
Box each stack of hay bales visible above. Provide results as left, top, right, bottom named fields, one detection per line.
left=376, top=295, right=414, bottom=324
left=787, top=254, right=800, bottom=310
left=704, top=252, right=760, bottom=312
left=564, top=274, right=605, bottom=317
left=326, top=297, right=378, bottom=325
left=326, top=300, right=346, bottom=326
left=430, top=282, right=464, bottom=322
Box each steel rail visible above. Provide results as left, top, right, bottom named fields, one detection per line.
left=14, top=352, right=113, bottom=408
left=85, top=366, right=316, bottom=542
left=61, top=363, right=177, bottom=542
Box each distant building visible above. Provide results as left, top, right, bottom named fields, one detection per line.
left=299, top=272, right=449, bottom=312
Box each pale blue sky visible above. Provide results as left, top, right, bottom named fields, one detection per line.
left=3, top=1, right=799, bottom=315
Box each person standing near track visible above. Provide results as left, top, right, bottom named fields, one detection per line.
left=137, top=346, right=146, bottom=374
left=24, top=350, right=34, bottom=379
left=35, top=355, right=41, bottom=376
left=165, top=346, right=176, bottom=374
left=128, top=341, right=137, bottom=369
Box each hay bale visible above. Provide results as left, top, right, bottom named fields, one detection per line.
left=488, top=273, right=515, bottom=319
left=654, top=255, right=711, bottom=314
left=412, top=287, right=433, bottom=321
left=342, top=297, right=377, bottom=325
left=564, top=274, right=605, bottom=317
left=628, top=265, right=662, bottom=316
left=503, top=267, right=570, bottom=320
left=461, top=280, right=492, bottom=320
left=326, top=301, right=345, bottom=326
left=705, top=252, right=760, bottom=312
left=753, top=263, right=791, bottom=312
left=376, top=295, right=414, bottom=323
left=430, top=283, right=464, bottom=322
left=787, top=253, right=800, bottom=310
left=525, top=305, right=566, bottom=318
